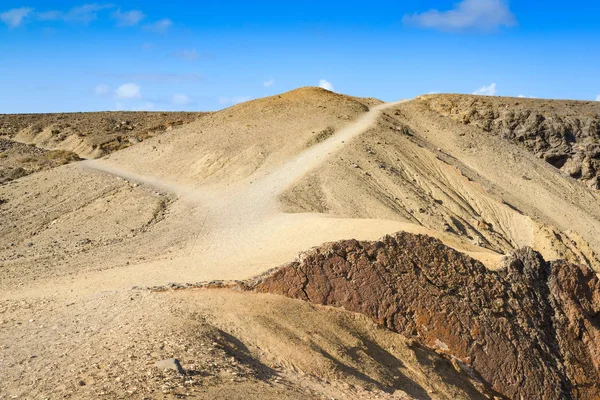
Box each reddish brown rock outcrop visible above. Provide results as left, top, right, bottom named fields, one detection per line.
left=253, top=232, right=600, bottom=400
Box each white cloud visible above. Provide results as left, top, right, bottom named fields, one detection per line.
left=596, top=95, right=600, bottom=102
left=145, top=18, right=172, bottom=33
left=115, top=83, right=142, bottom=99
left=112, top=9, right=145, bottom=27
left=64, top=4, right=114, bottom=24
left=319, top=79, right=334, bottom=91
left=264, top=78, right=275, bottom=88
left=403, top=0, right=516, bottom=32
left=218, top=96, right=251, bottom=105
left=36, top=4, right=114, bottom=24
left=171, top=94, right=191, bottom=105
left=4, top=4, right=151, bottom=28
left=173, top=49, right=200, bottom=61
left=517, top=94, right=537, bottom=99
left=1, top=7, right=33, bottom=27
left=94, top=84, right=110, bottom=95
left=472, top=83, right=497, bottom=96
left=37, top=11, right=62, bottom=21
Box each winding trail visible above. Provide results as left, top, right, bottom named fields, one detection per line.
left=76, top=101, right=420, bottom=285
left=7, top=98, right=501, bottom=299
left=68, top=99, right=495, bottom=290
left=83, top=101, right=405, bottom=201
left=83, top=100, right=408, bottom=236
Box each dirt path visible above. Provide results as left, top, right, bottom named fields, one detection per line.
left=2, top=98, right=500, bottom=301
left=83, top=101, right=406, bottom=204
left=74, top=101, right=428, bottom=286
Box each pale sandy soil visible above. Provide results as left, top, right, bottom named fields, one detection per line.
left=0, top=289, right=491, bottom=400
left=2, top=88, right=600, bottom=399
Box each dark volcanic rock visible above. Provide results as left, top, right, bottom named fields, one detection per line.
left=253, top=232, right=600, bottom=400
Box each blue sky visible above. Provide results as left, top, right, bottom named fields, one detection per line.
left=1, top=0, right=599, bottom=113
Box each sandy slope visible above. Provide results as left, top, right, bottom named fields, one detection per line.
left=0, top=288, right=491, bottom=400
left=2, top=88, right=600, bottom=399
left=74, top=98, right=498, bottom=287
left=1, top=91, right=499, bottom=299
left=279, top=96, right=600, bottom=271
left=394, top=98, right=600, bottom=269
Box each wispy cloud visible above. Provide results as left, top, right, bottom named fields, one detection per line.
left=97, top=72, right=203, bottom=83
left=37, top=11, right=63, bottom=21
left=112, top=8, right=145, bottom=27
left=473, top=83, right=497, bottom=96
left=403, top=0, right=516, bottom=32
left=115, top=83, right=142, bottom=99
left=35, top=4, right=114, bottom=24
left=94, top=84, right=110, bottom=95
left=173, top=49, right=200, bottom=61
left=318, top=79, right=334, bottom=91
left=263, top=78, right=275, bottom=88
left=7, top=4, right=165, bottom=29
left=0, top=7, right=33, bottom=28
left=218, top=96, right=251, bottom=106
left=171, top=94, right=192, bottom=105
left=145, top=18, right=172, bottom=33
left=68, top=4, right=114, bottom=23
left=596, top=95, right=600, bottom=102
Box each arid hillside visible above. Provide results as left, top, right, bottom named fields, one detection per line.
left=0, top=111, right=203, bottom=183
left=2, top=88, right=600, bottom=399
left=417, top=94, right=600, bottom=189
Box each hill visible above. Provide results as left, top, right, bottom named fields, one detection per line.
left=1, top=88, right=600, bottom=399
left=0, top=111, right=203, bottom=183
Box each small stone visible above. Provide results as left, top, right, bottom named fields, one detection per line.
left=155, top=358, right=185, bottom=375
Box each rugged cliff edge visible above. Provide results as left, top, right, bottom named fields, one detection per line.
left=417, top=94, right=600, bottom=189
left=252, top=232, right=600, bottom=400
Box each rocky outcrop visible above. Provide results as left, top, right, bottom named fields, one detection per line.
left=420, top=94, right=600, bottom=189
left=0, top=138, right=80, bottom=184
left=0, top=111, right=203, bottom=159
left=253, top=232, right=600, bottom=400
